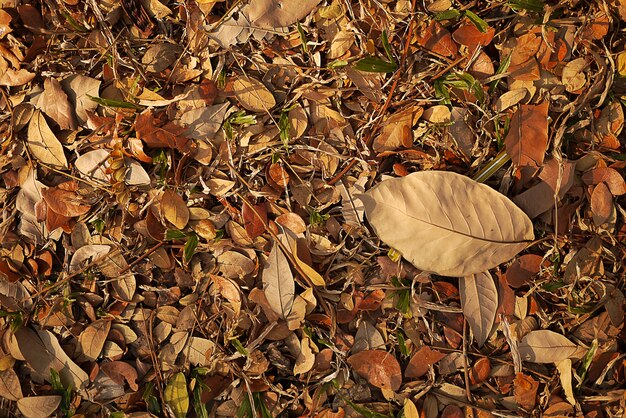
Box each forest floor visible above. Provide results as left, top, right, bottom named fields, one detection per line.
left=0, top=0, right=625, bottom=417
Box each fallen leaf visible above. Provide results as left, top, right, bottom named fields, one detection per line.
left=231, top=76, right=276, bottom=113
left=469, top=357, right=491, bottom=384
left=518, top=330, right=578, bottom=363
left=582, top=167, right=626, bottom=196
left=247, top=0, right=322, bottom=27
left=562, top=58, right=587, bottom=92
left=294, top=336, right=316, bottom=375
left=0, top=368, right=23, bottom=401
left=41, top=181, right=91, bottom=218
left=403, top=399, right=419, bottom=418
left=242, top=201, right=267, bottom=239
left=135, top=110, right=191, bottom=152
left=262, top=239, right=295, bottom=319
left=347, top=350, right=402, bottom=391
left=164, top=372, right=188, bottom=418
left=79, top=319, right=111, bottom=361
left=514, top=373, right=538, bottom=410
left=460, top=271, right=498, bottom=346
left=142, top=43, right=183, bottom=72
left=360, top=171, right=534, bottom=277
left=17, top=396, right=62, bottom=418
left=452, top=21, right=495, bottom=50
left=495, top=89, right=528, bottom=113
left=556, top=359, right=576, bottom=405
left=161, top=190, right=189, bottom=230
left=504, top=102, right=549, bottom=183
left=0, top=68, right=35, bottom=86
left=39, top=78, right=77, bottom=130
left=373, top=105, right=422, bottom=152
left=186, top=337, right=215, bottom=367
left=27, top=110, right=68, bottom=169
left=100, top=361, right=139, bottom=391
left=506, top=254, right=543, bottom=288
left=405, top=345, right=446, bottom=378
left=416, top=21, right=458, bottom=57
left=590, top=182, right=613, bottom=224
left=60, top=74, right=101, bottom=125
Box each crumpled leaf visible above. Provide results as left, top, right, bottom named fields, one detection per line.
left=361, top=171, right=534, bottom=277
left=460, top=271, right=498, bottom=346
left=39, top=78, right=77, bottom=130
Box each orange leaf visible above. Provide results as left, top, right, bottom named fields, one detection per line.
left=135, top=110, right=191, bottom=152
left=416, top=21, right=458, bottom=58
left=347, top=350, right=402, bottom=391
left=405, top=346, right=446, bottom=378
left=242, top=201, right=267, bottom=240
left=514, top=373, right=538, bottom=410
left=41, top=181, right=91, bottom=218
left=452, top=22, right=495, bottom=50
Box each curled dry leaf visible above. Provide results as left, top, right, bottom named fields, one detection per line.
left=100, top=361, right=139, bottom=391
left=518, top=330, right=578, bottom=363
left=514, top=373, right=538, bottom=410
left=41, top=181, right=91, bottom=218
left=460, top=271, right=498, bottom=346
left=582, top=167, right=626, bottom=195
left=17, top=396, right=62, bottom=418
left=40, top=78, right=77, bottom=130
left=361, top=171, right=534, bottom=277
left=27, top=110, right=68, bottom=169
left=347, top=349, right=402, bottom=391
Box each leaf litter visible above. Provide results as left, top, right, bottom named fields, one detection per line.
left=0, top=0, right=625, bottom=417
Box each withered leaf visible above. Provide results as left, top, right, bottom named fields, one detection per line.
left=27, top=110, right=68, bottom=169
left=347, top=350, right=402, bottom=391
left=161, top=190, right=189, bottom=230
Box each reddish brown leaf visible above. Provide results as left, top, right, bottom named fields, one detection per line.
left=591, top=182, right=613, bottom=223
left=504, top=102, right=549, bottom=184
left=506, top=254, right=543, bottom=288
left=416, top=21, right=458, bottom=58
left=452, top=22, right=495, bottom=50
left=199, top=79, right=218, bottom=105
left=41, top=181, right=90, bottom=218
left=441, top=405, right=464, bottom=418
left=470, top=357, right=491, bottom=384
left=405, top=346, right=446, bottom=378
left=514, top=373, right=538, bottom=410
left=100, top=361, right=139, bottom=391
left=242, top=201, right=267, bottom=239
left=135, top=110, right=191, bottom=152
left=347, top=350, right=402, bottom=391
left=582, top=167, right=626, bottom=196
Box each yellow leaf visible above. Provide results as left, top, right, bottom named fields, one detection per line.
left=618, top=51, right=626, bottom=77
left=164, top=372, right=188, bottom=418
left=293, top=243, right=325, bottom=286
left=403, top=399, right=419, bottom=418
left=161, top=189, right=190, bottom=230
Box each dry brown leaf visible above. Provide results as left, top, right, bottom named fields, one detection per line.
left=460, top=271, right=498, bottom=346
left=405, top=345, right=446, bottom=378
left=39, top=78, right=77, bottom=130
left=0, top=368, right=23, bottom=401
left=100, top=361, right=139, bottom=391
left=504, top=102, right=549, bottom=183
left=452, top=21, right=495, bottom=49
left=242, top=201, right=267, bottom=239
left=562, top=58, right=588, bottom=93
left=416, top=21, right=458, bottom=58
left=590, top=182, right=613, bottom=224
left=41, top=181, right=91, bottom=218
left=582, top=167, right=626, bottom=196
left=347, top=349, right=402, bottom=391
left=60, top=74, right=101, bottom=125
left=262, top=239, right=295, bottom=319
left=27, top=110, right=68, bottom=169
left=518, top=330, right=578, bottom=363
left=373, top=105, right=422, bottom=152
left=79, top=319, right=111, bottom=361
left=17, top=396, right=62, bottom=418
left=161, top=190, right=189, bottom=230
left=361, top=171, right=534, bottom=277
left=231, top=76, right=276, bottom=113
left=135, top=110, right=191, bottom=152
left=514, top=373, right=538, bottom=410
left=506, top=254, right=542, bottom=288
left=0, top=68, right=35, bottom=86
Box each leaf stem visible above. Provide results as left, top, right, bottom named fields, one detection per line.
left=472, top=149, right=511, bottom=183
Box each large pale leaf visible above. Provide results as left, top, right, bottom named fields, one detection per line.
left=27, top=110, right=68, bottom=169
left=518, top=330, right=578, bottom=363
left=262, top=239, right=295, bottom=319
left=361, top=171, right=534, bottom=277
left=17, top=396, right=61, bottom=418
left=0, top=368, right=23, bottom=401
left=460, top=271, right=498, bottom=346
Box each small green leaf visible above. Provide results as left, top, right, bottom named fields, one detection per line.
left=166, top=230, right=188, bottom=240
left=328, top=59, right=349, bottom=69
left=464, top=10, right=489, bottom=33
left=193, top=381, right=209, bottom=418
left=508, top=0, right=545, bottom=13
left=382, top=30, right=394, bottom=62
left=184, top=233, right=198, bottom=263
left=434, top=9, right=461, bottom=21
left=353, top=56, right=398, bottom=73
left=164, top=372, right=189, bottom=418
left=230, top=338, right=249, bottom=357
left=279, top=111, right=290, bottom=147
left=297, top=23, right=308, bottom=53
